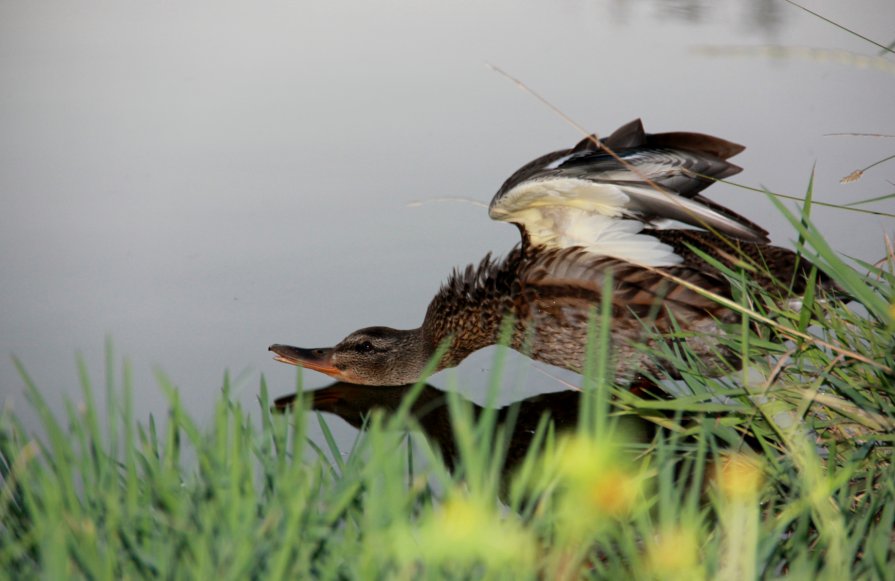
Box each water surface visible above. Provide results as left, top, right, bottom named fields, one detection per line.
left=2, top=0, right=893, bottom=444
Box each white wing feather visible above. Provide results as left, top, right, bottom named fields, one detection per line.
left=490, top=178, right=683, bottom=266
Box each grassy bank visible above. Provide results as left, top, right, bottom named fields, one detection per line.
left=1, top=201, right=894, bottom=579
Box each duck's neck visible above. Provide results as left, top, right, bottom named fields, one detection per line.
left=421, top=251, right=521, bottom=370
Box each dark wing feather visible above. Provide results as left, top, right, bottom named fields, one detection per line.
left=489, top=119, right=769, bottom=251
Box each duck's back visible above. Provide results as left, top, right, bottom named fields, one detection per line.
left=510, top=245, right=738, bottom=380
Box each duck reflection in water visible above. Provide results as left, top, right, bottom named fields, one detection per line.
left=272, top=382, right=655, bottom=474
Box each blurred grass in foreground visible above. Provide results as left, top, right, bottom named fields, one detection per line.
left=1, top=194, right=893, bottom=579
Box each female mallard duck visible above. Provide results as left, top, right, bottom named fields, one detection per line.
left=270, top=119, right=830, bottom=386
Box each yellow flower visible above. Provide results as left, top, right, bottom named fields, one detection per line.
left=399, top=494, right=537, bottom=571
left=585, top=466, right=639, bottom=517
left=535, top=433, right=647, bottom=540
left=647, top=527, right=704, bottom=581
left=437, top=496, right=486, bottom=542
left=552, top=434, right=624, bottom=484
left=716, top=452, right=765, bottom=500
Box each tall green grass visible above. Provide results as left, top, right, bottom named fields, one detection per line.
left=1, top=197, right=893, bottom=578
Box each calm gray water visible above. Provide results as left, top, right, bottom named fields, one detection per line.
left=2, top=0, right=893, bottom=446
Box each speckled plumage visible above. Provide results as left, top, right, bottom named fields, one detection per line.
left=419, top=234, right=825, bottom=383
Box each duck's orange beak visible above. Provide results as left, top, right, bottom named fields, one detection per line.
left=269, top=344, right=343, bottom=379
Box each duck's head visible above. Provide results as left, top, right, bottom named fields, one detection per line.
left=269, top=326, right=432, bottom=386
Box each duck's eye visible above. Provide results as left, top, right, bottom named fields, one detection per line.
left=355, top=341, right=374, bottom=353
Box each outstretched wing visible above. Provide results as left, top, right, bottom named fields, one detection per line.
left=489, top=119, right=768, bottom=267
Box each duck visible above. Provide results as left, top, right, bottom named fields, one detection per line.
left=270, top=119, right=832, bottom=387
